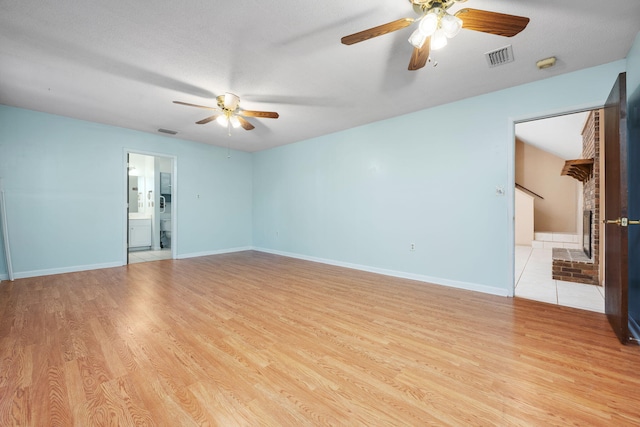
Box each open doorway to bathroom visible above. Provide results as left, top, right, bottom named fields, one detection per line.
left=126, top=152, right=176, bottom=264
left=514, top=109, right=605, bottom=313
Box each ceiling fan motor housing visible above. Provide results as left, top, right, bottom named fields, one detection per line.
left=411, top=0, right=466, bottom=14
left=217, top=93, right=240, bottom=113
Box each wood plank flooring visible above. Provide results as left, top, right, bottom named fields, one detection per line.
left=1, top=250, right=639, bottom=426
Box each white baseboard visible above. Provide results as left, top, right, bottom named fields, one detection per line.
left=0, top=246, right=250, bottom=280
left=252, top=247, right=509, bottom=297
left=2, top=247, right=510, bottom=298
left=11, top=261, right=124, bottom=280
left=177, top=246, right=253, bottom=260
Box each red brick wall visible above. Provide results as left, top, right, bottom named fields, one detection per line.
left=552, top=259, right=599, bottom=285
left=582, top=110, right=600, bottom=269
left=551, top=110, right=600, bottom=286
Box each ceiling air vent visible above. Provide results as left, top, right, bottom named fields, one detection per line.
left=157, top=128, right=178, bottom=135
left=485, top=45, right=514, bottom=68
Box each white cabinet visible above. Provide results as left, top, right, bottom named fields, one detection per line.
left=129, top=218, right=151, bottom=249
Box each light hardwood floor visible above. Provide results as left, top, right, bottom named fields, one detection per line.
left=1, top=251, right=639, bottom=426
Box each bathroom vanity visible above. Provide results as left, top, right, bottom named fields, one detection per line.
left=129, top=217, right=152, bottom=249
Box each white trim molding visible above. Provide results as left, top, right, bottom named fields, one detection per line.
left=253, top=247, right=509, bottom=297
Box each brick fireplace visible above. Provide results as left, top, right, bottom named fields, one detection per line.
left=552, top=110, right=600, bottom=286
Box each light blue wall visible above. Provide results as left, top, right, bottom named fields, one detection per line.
left=0, top=58, right=631, bottom=290
left=0, top=106, right=252, bottom=278
left=253, top=60, right=627, bottom=296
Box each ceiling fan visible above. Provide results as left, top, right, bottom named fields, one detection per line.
left=173, top=93, right=279, bottom=134
left=341, top=0, right=530, bottom=71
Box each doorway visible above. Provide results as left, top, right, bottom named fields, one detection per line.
left=513, top=109, right=605, bottom=312
left=126, top=151, right=176, bottom=264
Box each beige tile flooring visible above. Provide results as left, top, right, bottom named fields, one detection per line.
left=515, top=245, right=604, bottom=313
left=128, top=249, right=173, bottom=264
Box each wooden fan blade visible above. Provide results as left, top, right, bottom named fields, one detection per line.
left=173, top=101, right=217, bottom=110
left=196, top=114, right=219, bottom=125
left=455, top=8, right=529, bottom=37
left=237, top=116, right=255, bottom=131
left=408, top=39, right=430, bottom=71
left=341, top=18, right=414, bottom=45
left=241, top=110, right=279, bottom=119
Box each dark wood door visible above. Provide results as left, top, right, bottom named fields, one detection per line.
left=603, top=72, right=629, bottom=344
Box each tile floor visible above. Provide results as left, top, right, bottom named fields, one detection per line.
left=515, top=245, right=604, bottom=313
left=128, top=249, right=173, bottom=264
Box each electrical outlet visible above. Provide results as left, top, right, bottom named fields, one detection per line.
left=410, top=243, right=415, bottom=251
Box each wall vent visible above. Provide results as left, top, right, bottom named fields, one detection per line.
left=485, top=45, right=514, bottom=68
left=157, top=128, right=178, bottom=135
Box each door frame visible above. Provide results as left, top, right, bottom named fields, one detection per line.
left=508, top=104, right=604, bottom=297
left=123, top=149, right=178, bottom=264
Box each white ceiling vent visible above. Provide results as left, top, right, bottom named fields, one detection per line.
left=485, top=45, right=515, bottom=68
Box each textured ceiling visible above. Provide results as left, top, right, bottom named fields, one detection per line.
left=1, top=0, right=639, bottom=152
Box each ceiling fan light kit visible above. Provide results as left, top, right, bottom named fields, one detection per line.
left=419, top=11, right=439, bottom=35
left=440, top=13, right=462, bottom=37
left=342, top=0, right=530, bottom=71
left=173, top=92, right=279, bottom=136
left=409, top=8, right=462, bottom=50
left=215, top=114, right=240, bottom=129
left=408, top=27, right=429, bottom=49
left=215, top=94, right=242, bottom=132
left=430, top=28, right=449, bottom=50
